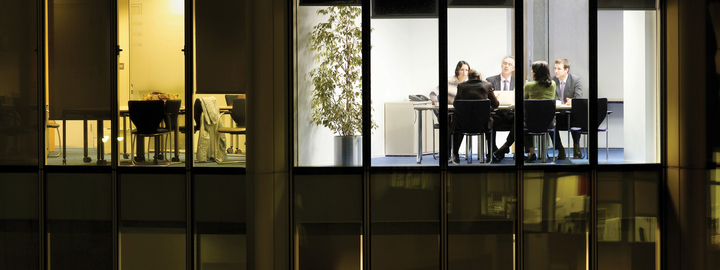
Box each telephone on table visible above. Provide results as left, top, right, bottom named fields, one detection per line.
left=409, top=94, right=430, bottom=101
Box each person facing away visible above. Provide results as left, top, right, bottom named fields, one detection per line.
left=430, top=60, right=469, bottom=105
left=523, top=61, right=557, bottom=162
left=487, top=56, right=516, bottom=161
left=450, top=69, right=499, bottom=164
left=552, top=58, right=583, bottom=159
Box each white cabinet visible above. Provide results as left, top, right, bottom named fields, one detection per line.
left=384, top=102, right=438, bottom=156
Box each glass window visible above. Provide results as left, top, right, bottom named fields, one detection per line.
left=597, top=171, right=659, bottom=270
left=294, top=174, right=362, bottom=270
left=47, top=0, right=114, bottom=166
left=712, top=170, right=720, bottom=269
left=448, top=172, right=516, bottom=270
left=523, top=0, right=590, bottom=165
left=524, top=171, right=589, bottom=269
left=598, top=5, right=659, bottom=164
left=296, top=4, right=365, bottom=167
left=446, top=4, right=516, bottom=166
left=195, top=174, right=247, bottom=269
left=0, top=0, right=39, bottom=166
left=0, top=173, right=39, bottom=270
left=191, top=0, right=248, bottom=167
left=46, top=173, right=113, bottom=269
left=371, top=172, right=439, bottom=269
left=118, top=0, right=186, bottom=166
left=120, top=174, right=186, bottom=269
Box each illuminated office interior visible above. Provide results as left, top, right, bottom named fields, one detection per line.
left=1, top=0, right=720, bottom=270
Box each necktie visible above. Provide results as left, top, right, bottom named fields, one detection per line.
left=560, top=81, right=566, bottom=102
left=503, top=80, right=509, bottom=91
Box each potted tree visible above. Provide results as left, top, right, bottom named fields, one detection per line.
left=309, top=6, right=376, bottom=166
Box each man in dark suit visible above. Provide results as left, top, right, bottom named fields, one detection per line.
left=486, top=56, right=515, bottom=161
left=451, top=69, right=499, bottom=164
left=553, top=58, right=583, bottom=159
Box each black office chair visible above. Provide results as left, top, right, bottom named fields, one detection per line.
left=216, top=98, right=246, bottom=164
left=452, top=99, right=493, bottom=164
left=524, top=99, right=557, bottom=163
left=570, top=98, right=612, bottom=162
left=163, top=99, right=182, bottom=162
left=180, top=98, right=202, bottom=135
left=128, top=100, right=170, bottom=165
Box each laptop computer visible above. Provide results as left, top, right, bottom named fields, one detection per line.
left=495, top=91, right=515, bottom=106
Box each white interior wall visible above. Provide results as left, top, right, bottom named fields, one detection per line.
left=623, top=11, right=657, bottom=163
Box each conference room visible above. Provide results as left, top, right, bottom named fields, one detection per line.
left=295, top=0, right=659, bottom=167
left=40, top=0, right=247, bottom=167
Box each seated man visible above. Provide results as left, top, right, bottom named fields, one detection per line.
left=450, top=69, right=499, bottom=164
left=552, top=58, right=583, bottom=159
left=487, top=56, right=516, bottom=160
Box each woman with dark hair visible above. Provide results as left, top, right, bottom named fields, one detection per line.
left=429, top=60, right=470, bottom=104
left=524, top=61, right=555, bottom=99
left=523, top=61, right=556, bottom=161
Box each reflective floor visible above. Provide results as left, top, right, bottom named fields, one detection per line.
left=46, top=148, right=245, bottom=167
left=373, top=148, right=635, bottom=167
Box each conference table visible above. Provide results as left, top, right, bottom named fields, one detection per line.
left=413, top=103, right=571, bottom=164
left=118, top=105, right=232, bottom=162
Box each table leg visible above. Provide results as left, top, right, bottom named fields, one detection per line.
left=173, top=126, right=180, bottom=162
left=417, top=109, right=423, bottom=164
left=123, top=114, right=129, bottom=159
left=97, top=120, right=107, bottom=165
left=83, top=120, right=91, bottom=163
left=62, top=119, right=67, bottom=165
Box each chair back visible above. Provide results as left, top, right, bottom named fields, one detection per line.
left=453, top=99, right=491, bottom=134
left=225, top=94, right=239, bottom=107
left=571, top=98, right=608, bottom=132
left=525, top=99, right=555, bottom=133
left=193, top=98, right=203, bottom=132
left=163, top=99, right=182, bottom=129
left=231, top=98, right=246, bottom=128
left=129, top=100, right=165, bottom=134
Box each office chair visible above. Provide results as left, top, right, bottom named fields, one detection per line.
left=570, top=98, right=612, bottom=162
left=524, top=99, right=557, bottom=163
left=180, top=98, right=202, bottom=135
left=224, top=94, right=243, bottom=154
left=128, top=100, right=170, bottom=165
left=452, top=99, right=493, bottom=164
left=216, top=98, right=246, bottom=164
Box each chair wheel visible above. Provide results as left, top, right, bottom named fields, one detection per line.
left=172, top=157, right=180, bottom=162
left=83, top=157, right=92, bottom=163
left=227, top=147, right=234, bottom=153
left=134, top=156, right=145, bottom=163
left=123, top=153, right=130, bottom=159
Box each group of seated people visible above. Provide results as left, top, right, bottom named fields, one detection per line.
left=430, top=56, right=583, bottom=164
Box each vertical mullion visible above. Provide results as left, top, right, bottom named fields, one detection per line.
left=439, top=1, right=448, bottom=171
left=439, top=1, right=448, bottom=269
left=515, top=0, right=524, bottom=169
left=588, top=0, right=599, bottom=269
left=39, top=1, right=47, bottom=269
left=361, top=0, right=371, bottom=269
left=185, top=1, right=194, bottom=270
left=514, top=1, right=525, bottom=270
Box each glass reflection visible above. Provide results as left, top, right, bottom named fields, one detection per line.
left=448, top=172, right=516, bottom=270
left=371, top=172, right=439, bottom=270
left=524, top=171, right=588, bottom=270
left=0, top=0, right=38, bottom=166
left=294, top=175, right=362, bottom=270
left=597, top=171, right=659, bottom=270
left=120, top=174, right=186, bottom=269
left=0, top=173, right=39, bottom=270
left=195, top=175, right=247, bottom=269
